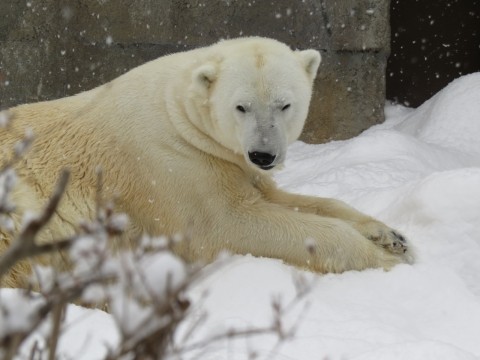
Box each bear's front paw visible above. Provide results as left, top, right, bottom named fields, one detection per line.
left=354, top=220, right=414, bottom=263
left=371, top=229, right=407, bottom=254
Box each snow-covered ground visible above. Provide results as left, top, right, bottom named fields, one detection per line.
left=5, top=72, right=480, bottom=359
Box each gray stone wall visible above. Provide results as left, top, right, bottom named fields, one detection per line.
left=0, top=0, right=390, bottom=143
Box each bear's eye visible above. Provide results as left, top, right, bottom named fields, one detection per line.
left=236, top=105, right=246, bottom=113
left=281, top=104, right=291, bottom=111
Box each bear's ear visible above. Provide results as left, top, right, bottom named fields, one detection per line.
left=192, top=63, right=218, bottom=90
left=297, top=49, right=321, bottom=81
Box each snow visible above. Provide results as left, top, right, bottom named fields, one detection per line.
left=0, top=291, right=45, bottom=339
left=49, top=305, right=119, bottom=359
left=0, top=110, right=11, bottom=128
left=2, top=72, right=480, bottom=359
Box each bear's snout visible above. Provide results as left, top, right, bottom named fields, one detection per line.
left=248, top=151, right=276, bottom=170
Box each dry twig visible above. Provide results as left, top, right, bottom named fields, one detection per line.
left=0, top=170, right=72, bottom=279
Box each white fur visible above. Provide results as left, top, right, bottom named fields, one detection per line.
left=0, top=37, right=412, bottom=287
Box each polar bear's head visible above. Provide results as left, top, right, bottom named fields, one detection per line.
left=191, top=38, right=321, bottom=171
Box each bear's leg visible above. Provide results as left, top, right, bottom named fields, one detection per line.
left=196, top=201, right=410, bottom=273
left=264, top=190, right=412, bottom=259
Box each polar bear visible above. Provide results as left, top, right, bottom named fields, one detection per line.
left=0, top=37, right=412, bottom=287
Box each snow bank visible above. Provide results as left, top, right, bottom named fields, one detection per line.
left=3, top=72, right=480, bottom=359
left=396, top=72, right=480, bottom=155
left=182, top=72, right=480, bottom=359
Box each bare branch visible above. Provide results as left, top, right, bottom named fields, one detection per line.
left=47, top=302, right=65, bottom=360
left=0, top=170, right=71, bottom=279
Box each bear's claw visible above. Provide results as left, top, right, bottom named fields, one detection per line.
left=370, top=229, right=408, bottom=255
left=356, top=220, right=410, bottom=257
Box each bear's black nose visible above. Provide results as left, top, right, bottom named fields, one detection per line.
left=248, top=152, right=276, bottom=170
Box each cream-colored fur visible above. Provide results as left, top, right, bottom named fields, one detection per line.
left=0, top=37, right=412, bottom=287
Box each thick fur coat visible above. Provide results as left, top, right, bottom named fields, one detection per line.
left=0, top=37, right=413, bottom=287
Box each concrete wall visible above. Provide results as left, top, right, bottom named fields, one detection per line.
left=0, top=0, right=390, bottom=143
